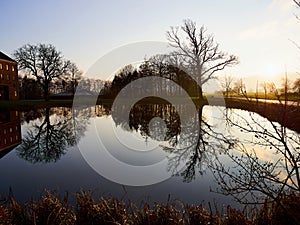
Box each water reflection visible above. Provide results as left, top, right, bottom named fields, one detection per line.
left=111, top=99, right=235, bottom=182
left=110, top=99, right=300, bottom=203
left=16, top=107, right=91, bottom=163
left=113, top=100, right=181, bottom=142
left=211, top=108, right=300, bottom=204
left=0, top=109, right=21, bottom=158
left=1, top=101, right=299, bottom=206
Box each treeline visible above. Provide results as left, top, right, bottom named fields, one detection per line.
left=14, top=44, right=106, bottom=100
left=18, top=75, right=105, bottom=100
left=219, top=75, right=300, bottom=99
left=100, top=56, right=201, bottom=100
left=14, top=43, right=300, bottom=101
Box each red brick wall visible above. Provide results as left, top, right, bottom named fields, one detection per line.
left=0, top=60, right=19, bottom=100
left=0, top=110, right=21, bottom=151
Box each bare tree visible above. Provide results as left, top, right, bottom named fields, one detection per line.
left=292, top=1, right=300, bottom=96
left=14, top=44, right=71, bottom=100
left=220, top=75, right=234, bottom=97
left=233, top=78, right=246, bottom=96
left=293, top=78, right=300, bottom=94
left=267, top=82, right=278, bottom=96
left=261, top=82, right=268, bottom=100
left=64, top=62, right=82, bottom=95
left=281, top=71, right=291, bottom=104
left=166, top=19, right=238, bottom=99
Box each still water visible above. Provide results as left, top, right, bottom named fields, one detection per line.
left=0, top=104, right=298, bottom=208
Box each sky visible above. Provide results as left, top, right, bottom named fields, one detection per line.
left=1, top=0, right=300, bottom=90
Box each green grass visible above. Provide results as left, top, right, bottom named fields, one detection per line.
left=1, top=191, right=300, bottom=225
left=222, top=92, right=300, bottom=101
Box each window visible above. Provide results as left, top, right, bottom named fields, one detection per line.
left=6, top=65, right=8, bottom=70
left=10, top=137, right=13, bottom=143
left=9, top=128, right=12, bottom=133
left=15, top=111, right=18, bottom=116
left=0, top=74, right=3, bottom=79
left=12, top=75, right=15, bottom=80
left=7, top=74, right=9, bottom=80
left=3, top=129, right=6, bottom=135
left=14, top=90, right=17, bottom=97
left=12, top=66, right=15, bottom=71
left=4, top=139, right=6, bottom=144
left=0, top=64, right=2, bottom=69
left=16, top=135, right=18, bottom=140
left=15, top=126, right=18, bottom=131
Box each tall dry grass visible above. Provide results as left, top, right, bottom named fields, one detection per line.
left=0, top=191, right=299, bottom=225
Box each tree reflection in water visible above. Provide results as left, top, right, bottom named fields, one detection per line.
left=17, top=107, right=91, bottom=163
left=112, top=99, right=300, bottom=204
left=211, top=107, right=300, bottom=204
left=111, top=99, right=235, bottom=182
left=162, top=106, right=234, bottom=182
left=17, top=101, right=300, bottom=205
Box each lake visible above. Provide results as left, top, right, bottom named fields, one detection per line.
left=0, top=102, right=299, bottom=208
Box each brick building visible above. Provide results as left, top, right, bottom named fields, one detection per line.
left=0, top=110, right=21, bottom=156
left=0, top=51, right=19, bottom=100
left=0, top=51, right=21, bottom=155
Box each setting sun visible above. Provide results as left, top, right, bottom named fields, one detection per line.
left=1, top=0, right=300, bottom=222
left=261, top=64, right=282, bottom=78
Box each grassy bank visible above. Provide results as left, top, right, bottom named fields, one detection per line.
left=1, top=192, right=300, bottom=225
left=1, top=93, right=299, bottom=110
left=214, top=92, right=300, bottom=102
left=0, top=100, right=73, bottom=110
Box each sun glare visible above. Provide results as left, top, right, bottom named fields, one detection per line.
left=262, top=64, right=281, bottom=78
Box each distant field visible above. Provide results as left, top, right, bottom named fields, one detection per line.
left=213, top=92, right=300, bottom=101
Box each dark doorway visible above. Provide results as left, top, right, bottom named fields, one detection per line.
left=0, top=85, right=9, bottom=100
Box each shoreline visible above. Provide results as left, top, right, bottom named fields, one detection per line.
left=1, top=190, right=299, bottom=225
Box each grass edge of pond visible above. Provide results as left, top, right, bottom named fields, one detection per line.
left=1, top=191, right=300, bottom=225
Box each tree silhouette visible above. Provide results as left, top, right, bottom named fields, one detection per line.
left=293, top=78, right=300, bottom=94
left=14, top=44, right=72, bottom=100
left=63, top=62, right=83, bottom=94
left=220, top=75, right=234, bottom=97
left=104, top=59, right=202, bottom=101
left=166, top=19, right=238, bottom=100
left=18, top=76, right=43, bottom=99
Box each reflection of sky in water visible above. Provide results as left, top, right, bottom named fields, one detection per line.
left=0, top=144, right=231, bottom=207
left=1, top=105, right=297, bottom=208
left=95, top=116, right=168, bottom=166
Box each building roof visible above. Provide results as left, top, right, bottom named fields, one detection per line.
left=0, top=51, right=16, bottom=63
